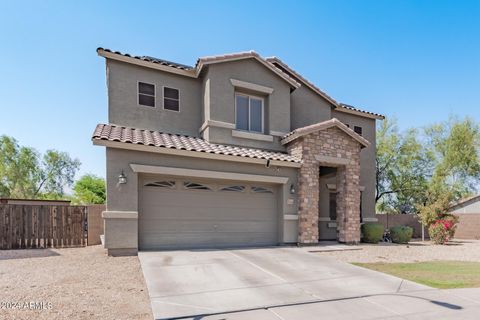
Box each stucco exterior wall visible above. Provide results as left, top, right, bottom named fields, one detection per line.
left=290, top=85, right=333, bottom=130
left=107, top=60, right=203, bottom=136
left=201, top=59, right=291, bottom=150
left=332, top=110, right=376, bottom=219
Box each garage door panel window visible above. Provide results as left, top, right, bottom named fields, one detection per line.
left=251, top=186, right=274, bottom=194
left=144, top=181, right=176, bottom=189
left=183, top=181, right=213, bottom=191
left=220, top=185, right=246, bottom=192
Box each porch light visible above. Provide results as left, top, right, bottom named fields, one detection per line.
left=118, top=171, right=127, bottom=184
left=290, top=184, right=296, bottom=194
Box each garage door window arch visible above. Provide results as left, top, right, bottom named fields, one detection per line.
left=144, top=181, right=176, bottom=189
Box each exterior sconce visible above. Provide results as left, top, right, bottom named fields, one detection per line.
left=290, top=184, right=296, bottom=194
left=118, top=171, right=127, bottom=184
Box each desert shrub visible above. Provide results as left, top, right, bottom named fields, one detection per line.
left=390, top=226, right=413, bottom=244
left=361, top=223, right=384, bottom=244
left=428, top=215, right=458, bottom=244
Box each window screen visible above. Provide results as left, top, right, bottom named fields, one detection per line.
left=138, top=82, right=155, bottom=107
left=164, top=87, right=180, bottom=111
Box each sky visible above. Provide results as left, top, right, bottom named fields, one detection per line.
left=0, top=0, right=479, bottom=179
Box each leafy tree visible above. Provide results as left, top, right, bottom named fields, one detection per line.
left=418, top=117, right=480, bottom=225
left=0, top=135, right=80, bottom=199
left=0, top=136, right=40, bottom=198
left=72, top=174, right=106, bottom=204
left=375, top=118, right=433, bottom=213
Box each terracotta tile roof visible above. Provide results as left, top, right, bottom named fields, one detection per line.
left=195, top=51, right=300, bottom=88
left=281, top=118, right=370, bottom=148
left=266, top=57, right=339, bottom=107
left=338, top=103, right=385, bottom=119
left=92, top=124, right=301, bottom=163
left=267, top=57, right=384, bottom=120
left=97, top=48, right=194, bottom=71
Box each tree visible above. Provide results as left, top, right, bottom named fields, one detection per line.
left=375, top=118, right=433, bottom=213
left=72, top=174, right=106, bottom=204
left=418, top=117, right=480, bottom=225
left=0, top=135, right=80, bottom=199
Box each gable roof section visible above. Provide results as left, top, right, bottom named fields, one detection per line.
left=281, top=118, right=370, bottom=148
left=92, top=124, right=301, bottom=165
left=195, top=51, right=300, bottom=88
left=266, top=57, right=384, bottom=120
left=266, top=57, right=339, bottom=107
left=97, top=48, right=299, bottom=88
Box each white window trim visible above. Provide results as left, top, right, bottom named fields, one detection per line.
left=230, top=78, right=274, bottom=94
left=137, top=81, right=156, bottom=108
left=162, top=86, right=180, bottom=112
left=231, top=130, right=273, bottom=142
left=234, top=93, right=264, bottom=134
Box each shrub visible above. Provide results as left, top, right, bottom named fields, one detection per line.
left=428, top=214, right=458, bottom=244
left=390, top=226, right=413, bottom=244
left=361, top=223, right=384, bottom=243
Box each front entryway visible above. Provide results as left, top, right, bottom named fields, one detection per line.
left=319, top=166, right=338, bottom=240
left=138, top=175, right=279, bottom=250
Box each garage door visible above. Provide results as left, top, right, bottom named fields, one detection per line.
left=138, top=176, right=279, bottom=250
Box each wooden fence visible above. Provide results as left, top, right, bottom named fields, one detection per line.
left=0, top=204, right=87, bottom=249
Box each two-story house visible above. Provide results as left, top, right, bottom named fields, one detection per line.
left=93, top=48, right=384, bottom=256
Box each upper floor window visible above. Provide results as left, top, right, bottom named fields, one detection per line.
left=138, top=82, right=155, bottom=107
left=164, top=87, right=180, bottom=111
left=354, top=126, right=363, bottom=136
left=235, top=93, right=264, bottom=133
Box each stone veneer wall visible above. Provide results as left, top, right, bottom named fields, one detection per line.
left=287, top=127, right=362, bottom=244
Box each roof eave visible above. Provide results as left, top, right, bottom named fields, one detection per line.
left=96, top=48, right=197, bottom=78
left=335, top=105, right=385, bottom=120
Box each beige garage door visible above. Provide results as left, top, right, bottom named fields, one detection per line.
left=138, top=176, right=279, bottom=250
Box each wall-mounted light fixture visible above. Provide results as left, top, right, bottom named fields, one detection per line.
left=118, top=171, right=127, bottom=184
left=290, top=184, right=296, bottom=194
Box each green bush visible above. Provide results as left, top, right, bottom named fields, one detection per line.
left=361, top=223, right=384, bottom=243
left=390, top=226, right=413, bottom=244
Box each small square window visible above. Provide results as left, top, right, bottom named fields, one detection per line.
left=138, top=82, right=155, bottom=107
left=354, top=126, right=362, bottom=136
left=164, top=87, right=179, bottom=111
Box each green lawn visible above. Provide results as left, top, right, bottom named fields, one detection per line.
left=354, top=261, right=480, bottom=289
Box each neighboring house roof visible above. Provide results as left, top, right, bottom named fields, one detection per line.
left=97, top=48, right=300, bottom=88
left=92, top=124, right=301, bottom=164
left=449, top=194, right=480, bottom=210
left=281, top=118, right=370, bottom=148
left=266, top=57, right=385, bottom=120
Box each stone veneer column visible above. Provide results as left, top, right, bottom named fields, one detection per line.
left=287, top=127, right=362, bottom=245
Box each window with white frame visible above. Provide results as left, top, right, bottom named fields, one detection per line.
left=235, top=93, right=264, bottom=133
left=138, top=82, right=155, bottom=107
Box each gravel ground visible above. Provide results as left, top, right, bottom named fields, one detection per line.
left=0, top=245, right=152, bottom=320
left=317, top=239, right=480, bottom=263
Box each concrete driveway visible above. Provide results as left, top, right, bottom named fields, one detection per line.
left=139, top=247, right=480, bottom=320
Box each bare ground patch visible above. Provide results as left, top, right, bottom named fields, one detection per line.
left=317, top=239, right=480, bottom=263
left=0, top=245, right=152, bottom=320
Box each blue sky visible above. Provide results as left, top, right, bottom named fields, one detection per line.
left=0, top=0, right=479, bottom=179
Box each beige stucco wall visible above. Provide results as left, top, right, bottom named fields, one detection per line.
left=332, top=110, right=377, bottom=219
left=107, top=60, right=203, bottom=137
left=290, top=85, right=333, bottom=129
left=201, top=59, right=291, bottom=150
left=450, top=200, right=480, bottom=214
